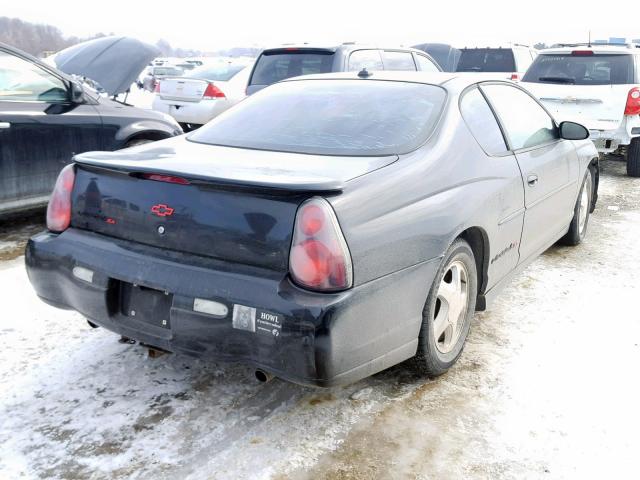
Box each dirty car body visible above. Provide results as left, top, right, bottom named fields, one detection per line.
left=26, top=72, right=598, bottom=387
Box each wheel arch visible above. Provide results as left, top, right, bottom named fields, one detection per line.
left=122, top=130, right=173, bottom=147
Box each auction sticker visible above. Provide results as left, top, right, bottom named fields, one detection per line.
left=256, top=309, right=283, bottom=338
left=232, top=304, right=256, bottom=332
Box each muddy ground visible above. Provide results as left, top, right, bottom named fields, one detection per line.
left=0, top=157, right=638, bottom=479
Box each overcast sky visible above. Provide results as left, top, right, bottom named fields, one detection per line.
left=4, top=1, right=638, bottom=51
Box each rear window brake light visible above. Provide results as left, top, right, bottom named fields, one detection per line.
left=141, top=173, right=191, bottom=185
left=571, top=50, right=594, bottom=56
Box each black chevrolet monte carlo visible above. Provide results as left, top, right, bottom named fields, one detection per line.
left=26, top=71, right=599, bottom=387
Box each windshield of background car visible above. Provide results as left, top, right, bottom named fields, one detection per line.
left=187, top=64, right=246, bottom=81
left=456, top=49, right=516, bottom=72
left=522, top=53, right=634, bottom=85
left=249, top=51, right=334, bottom=86
left=188, top=79, right=446, bottom=156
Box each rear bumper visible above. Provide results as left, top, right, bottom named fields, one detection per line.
left=26, top=229, right=438, bottom=387
left=588, top=115, right=640, bottom=153
left=151, top=97, right=230, bottom=125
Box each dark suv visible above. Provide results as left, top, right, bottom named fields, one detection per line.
left=0, top=43, right=182, bottom=215
left=246, top=43, right=442, bottom=95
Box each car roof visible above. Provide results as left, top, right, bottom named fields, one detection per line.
left=281, top=70, right=515, bottom=93
left=260, top=43, right=429, bottom=55
left=540, top=44, right=640, bottom=55
left=459, top=45, right=533, bottom=51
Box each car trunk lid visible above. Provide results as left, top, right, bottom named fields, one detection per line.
left=158, top=78, right=222, bottom=102
left=71, top=138, right=397, bottom=271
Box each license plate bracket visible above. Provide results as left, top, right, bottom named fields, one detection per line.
left=120, top=282, right=172, bottom=329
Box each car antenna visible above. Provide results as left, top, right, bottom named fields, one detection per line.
left=358, top=67, right=372, bottom=78
left=588, top=30, right=592, bottom=47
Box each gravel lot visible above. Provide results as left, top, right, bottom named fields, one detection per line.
left=0, top=157, right=638, bottom=479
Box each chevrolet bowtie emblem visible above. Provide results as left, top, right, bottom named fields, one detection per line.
left=151, top=204, right=174, bottom=217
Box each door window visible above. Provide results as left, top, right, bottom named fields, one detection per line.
left=0, top=51, right=68, bottom=102
left=459, top=87, right=508, bottom=155
left=481, top=84, right=558, bottom=150
left=382, top=51, right=417, bottom=71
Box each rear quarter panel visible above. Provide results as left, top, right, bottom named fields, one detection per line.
left=329, top=106, right=525, bottom=294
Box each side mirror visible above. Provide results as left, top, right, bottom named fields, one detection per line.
left=559, top=121, right=589, bottom=141
left=69, top=81, right=85, bottom=103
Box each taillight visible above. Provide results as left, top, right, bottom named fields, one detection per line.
left=289, top=198, right=352, bottom=292
left=624, top=87, right=640, bottom=115
left=203, top=83, right=225, bottom=99
left=510, top=73, right=519, bottom=81
left=154, top=81, right=160, bottom=93
left=46, top=164, right=75, bottom=233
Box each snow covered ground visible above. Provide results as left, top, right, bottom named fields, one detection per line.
left=0, top=158, right=639, bottom=479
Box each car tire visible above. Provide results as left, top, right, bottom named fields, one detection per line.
left=411, top=239, right=477, bottom=377
left=561, top=167, right=593, bottom=246
left=627, top=137, right=640, bottom=177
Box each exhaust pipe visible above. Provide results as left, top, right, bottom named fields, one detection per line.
left=254, top=369, right=274, bottom=383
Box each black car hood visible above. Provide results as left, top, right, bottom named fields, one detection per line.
left=52, top=36, right=159, bottom=96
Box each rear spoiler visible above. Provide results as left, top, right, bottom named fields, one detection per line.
left=262, top=47, right=337, bottom=55
left=73, top=153, right=345, bottom=194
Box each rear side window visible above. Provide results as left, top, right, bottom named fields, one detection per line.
left=249, top=51, right=334, bottom=86
left=522, top=53, right=634, bottom=85
left=186, top=64, right=246, bottom=81
left=456, top=49, right=516, bottom=73
left=348, top=50, right=384, bottom=71
left=481, top=84, right=558, bottom=150
left=414, top=54, right=440, bottom=72
left=382, top=51, right=416, bottom=71
left=189, top=79, right=446, bottom=156
left=460, top=87, right=507, bottom=155
left=513, top=48, right=534, bottom=72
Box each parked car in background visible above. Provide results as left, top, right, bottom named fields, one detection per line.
left=0, top=42, right=182, bottom=216
left=246, top=43, right=441, bottom=94
left=413, top=43, right=461, bottom=72
left=521, top=43, right=640, bottom=176
left=27, top=71, right=598, bottom=387
left=456, top=45, right=537, bottom=80
left=142, top=66, right=184, bottom=91
left=152, top=60, right=253, bottom=131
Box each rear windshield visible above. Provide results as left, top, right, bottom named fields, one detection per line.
left=187, top=64, right=246, bottom=81
left=522, top=54, right=635, bottom=85
left=456, top=49, right=516, bottom=72
left=154, top=67, right=182, bottom=76
left=249, top=51, right=334, bottom=86
left=188, top=79, right=446, bottom=156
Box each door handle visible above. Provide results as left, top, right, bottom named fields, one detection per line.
left=0, top=122, right=10, bottom=129
left=527, top=174, right=539, bottom=186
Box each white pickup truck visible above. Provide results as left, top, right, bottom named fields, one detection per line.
left=521, top=44, right=640, bottom=176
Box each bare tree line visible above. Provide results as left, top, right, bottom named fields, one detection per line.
left=0, top=16, right=112, bottom=56
left=0, top=17, right=261, bottom=59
